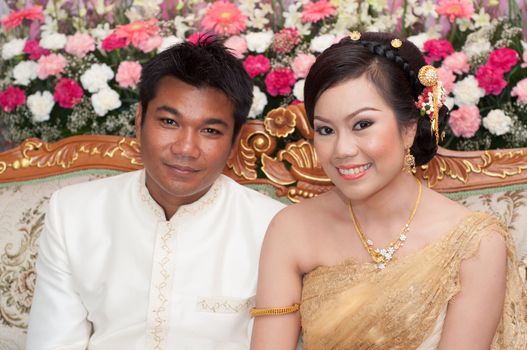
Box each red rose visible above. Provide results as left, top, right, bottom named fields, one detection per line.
left=423, top=39, right=454, bottom=63
left=0, top=86, right=26, bottom=112
left=243, top=55, right=271, bottom=78
left=265, top=68, right=296, bottom=96
left=475, top=64, right=507, bottom=96
left=53, top=78, right=84, bottom=109
left=488, top=48, right=520, bottom=73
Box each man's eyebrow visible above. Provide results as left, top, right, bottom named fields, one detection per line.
left=155, top=105, right=181, bottom=116
left=204, top=118, right=229, bottom=128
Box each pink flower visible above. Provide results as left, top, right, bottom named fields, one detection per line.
left=101, top=33, right=128, bottom=51
left=423, top=39, right=454, bottom=63
left=187, top=32, right=216, bottom=45
left=475, top=65, right=507, bottom=95
left=53, top=78, right=83, bottom=109
left=448, top=105, right=481, bottom=138
left=272, top=28, right=301, bottom=54
left=37, top=54, right=67, bottom=80
left=114, top=18, right=159, bottom=48
left=511, top=78, right=527, bottom=104
left=437, top=67, right=456, bottom=94
left=442, top=52, right=469, bottom=74
left=1, top=5, right=44, bottom=30
left=265, top=68, right=296, bottom=96
left=292, top=53, right=316, bottom=79
left=136, top=35, right=163, bottom=53
left=436, top=0, right=475, bottom=23
left=201, top=1, right=247, bottom=36
left=302, top=0, right=336, bottom=23
left=0, top=86, right=26, bottom=112
left=243, top=55, right=271, bottom=78
left=522, top=51, right=527, bottom=68
left=225, top=36, right=247, bottom=59
left=65, top=33, right=96, bottom=58
left=116, top=61, right=142, bottom=88
left=488, top=48, right=520, bottom=73
left=23, top=39, right=50, bottom=60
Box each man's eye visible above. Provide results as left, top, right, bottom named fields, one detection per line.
left=161, top=118, right=178, bottom=126
left=315, top=126, right=334, bottom=136
left=203, top=128, right=221, bottom=135
left=353, top=120, right=372, bottom=130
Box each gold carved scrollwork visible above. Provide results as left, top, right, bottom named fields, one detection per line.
left=264, top=108, right=297, bottom=138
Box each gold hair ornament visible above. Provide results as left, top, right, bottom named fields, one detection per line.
left=415, top=65, right=446, bottom=146
left=349, top=31, right=361, bottom=41
left=250, top=303, right=300, bottom=317
left=390, top=38, right=402, bottom=48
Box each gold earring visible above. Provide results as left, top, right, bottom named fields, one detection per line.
left=403, top=147, right=416, bottom=174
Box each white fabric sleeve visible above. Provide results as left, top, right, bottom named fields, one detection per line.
left=26, top=191, right=92, bottom=350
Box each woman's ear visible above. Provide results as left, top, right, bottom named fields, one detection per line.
left=403, top=120, right=418, bottom=148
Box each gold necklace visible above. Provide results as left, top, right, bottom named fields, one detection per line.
left=348, top=176, right=422, bottom=270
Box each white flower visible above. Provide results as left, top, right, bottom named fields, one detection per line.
left=91, top=88, right=122, bottom=116
left=407, top=32, right=439, bottom=51
left=90, top=23, right=112, bottom=42
left=368, top=15, right=397, bottom=32
left=39, top=32, right=67, bottom=50
left=2, top=38, right=27, bottom=60
left=283, top=3, right=302, bottom=28
left=453, top=75, right=485, bottom=106
left=174, top=15, right=195, bottom=39
left=456, top=18, right=473, bottom=32
left=248, top=9, right=270, bottom=30
left=293, top=79, right=305, bottom=101
left=248, top=86, right=267, bottom=119
left=445, top=97, right=455, bottom=110
left=157, top=36, right=184, bottom=53
left=245, top=31, right=273, bottom=53
left=310, top=34, right=335, bottom=53
left=13, top=61, right=39, bottom=86
left=472, top=9, right=491, bottom=29
left=482, top=109, right=513, bottom=136
left=414, top=0, right=437, bottom=17
left=81, top=64, right=114, bottom=93
left=368, top=0, right=388, bottom=12
left=27, top=91, right=55, bottom=122
left=463, top=37, right=491, bottom=59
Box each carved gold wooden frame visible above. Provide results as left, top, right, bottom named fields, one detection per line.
left=1, top=104, right=527, bottom=202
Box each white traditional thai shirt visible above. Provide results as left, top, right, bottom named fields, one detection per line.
left=27, top=170, right=285, bottom=350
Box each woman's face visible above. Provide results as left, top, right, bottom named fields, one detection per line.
left=313, top=75, right=415, bottom=202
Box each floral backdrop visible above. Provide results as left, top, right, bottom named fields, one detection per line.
left=0, top=0, right=526, bottom=152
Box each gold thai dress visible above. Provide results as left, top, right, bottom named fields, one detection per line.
left=300, top=213, right=527, bottom=349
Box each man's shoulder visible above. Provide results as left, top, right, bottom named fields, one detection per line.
left=220, top=175, right=286, bottom=211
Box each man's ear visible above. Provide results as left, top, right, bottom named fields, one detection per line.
left=135, top=105, right=142, bottom=140
left=228, top=130, right=241, bottom=160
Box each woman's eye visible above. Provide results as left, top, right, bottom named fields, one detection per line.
left=315, top=126, right=334, bottom=136
left=354, top=120, right=372, bottom=130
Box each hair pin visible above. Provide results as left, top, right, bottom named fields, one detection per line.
left=349, top=31, right=361, bottom=41
left=390, top=38, right=402, bottom=49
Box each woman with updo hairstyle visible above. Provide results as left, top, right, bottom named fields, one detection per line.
left=250, top=32, right=527, bottom=349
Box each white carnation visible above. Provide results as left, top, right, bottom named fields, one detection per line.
left=157, top=36, right=184, bottom=53
left=39, top=32, right=67, bottom=50
left=463, top=38, right=491, bottom=59
left=2, top=38, right=27, bottom=60
left=81, top=64, right=114, bottom=93
left=245, top=31, right=273, bottom=53
left=482, top=109, right=513, bottom=136
left=310, top=34, right=335, bottom=53
left=13, top=61, right=38, bottom=86
left=27, top=91, right=55, bottom=122
left=248, top=86, right=267, bottom=119
left=91, top=88, right=122, bottom=116
left=407, top=31, right=439, bottom=51
left=453, top=75, right=485, bottom=107
left=293, top=79, right=305, bottom=101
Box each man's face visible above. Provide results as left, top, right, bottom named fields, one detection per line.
left=136, top=76, right=235, bottom=218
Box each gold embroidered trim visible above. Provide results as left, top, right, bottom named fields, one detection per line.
left=250, top=303, right=300, bottom=317
left=196, top=296, right=255, bottom=313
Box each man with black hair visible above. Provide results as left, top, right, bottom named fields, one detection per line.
left=27, top=38, right=285, bottom=349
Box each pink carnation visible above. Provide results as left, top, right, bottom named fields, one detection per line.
left=423, top=39, right=454, bottom=63
left=0, top=86, right=26, bottom=112
left=116, top=61, right=142, bottom=88
left=114, top=18, right=159, bottom=48
left=488, top=48, right=520, bottom=73
left=243, top=55, right=271, bottom=78
left=53, top=78, right=83, bottom=108
left=23, top=39, right=50, bottom=60
left=292, top=53, right=316, bottom=79
left=448, top=105, right=481, bottom=138
left=436, top=0, right=475, bottom=23
left=302, top=0, right=336, bottom=23
left=265, top=68, right=296, bottom=96
left=442, top=52, right=469, bottom=74
left=437, top=67, right=456, bottom=94
left=37, top=54, right=67, bottom=80
left=475, top=64, right=507, bottom=96
left=511, top=78, right=527, bottom=104
left=1, top=5, right=44, bottom=30
left=65, top=33, right=95, bottom=58
left=225, top=36, right=247, bottom=59
left=101, top=33, right=128, bottom=51
left=272, top=28, right=301, bottom=54
left=136, top=35, right=163, bottom=53
left=522, top=51, right=527, bottom=68
left=201, top=1, right=247, bottom=36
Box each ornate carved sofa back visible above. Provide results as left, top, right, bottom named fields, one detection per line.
left=1, top=105, right=527, bottom=349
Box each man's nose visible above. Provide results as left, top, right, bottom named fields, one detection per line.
left=170, top=129, right=201, bottom=159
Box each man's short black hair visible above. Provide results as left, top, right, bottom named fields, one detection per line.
left=138, top=35, right=253, bottom=143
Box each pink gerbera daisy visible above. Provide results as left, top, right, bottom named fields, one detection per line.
left=114, top=18, right=159, bottom=48
left=201, top=1, right=247, bottom=36
left=1, top=5, right=44, bottom=30
left=302, top=0, right=336, bottom=23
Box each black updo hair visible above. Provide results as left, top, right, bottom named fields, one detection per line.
left=304, top=32, right=449, bottom=166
